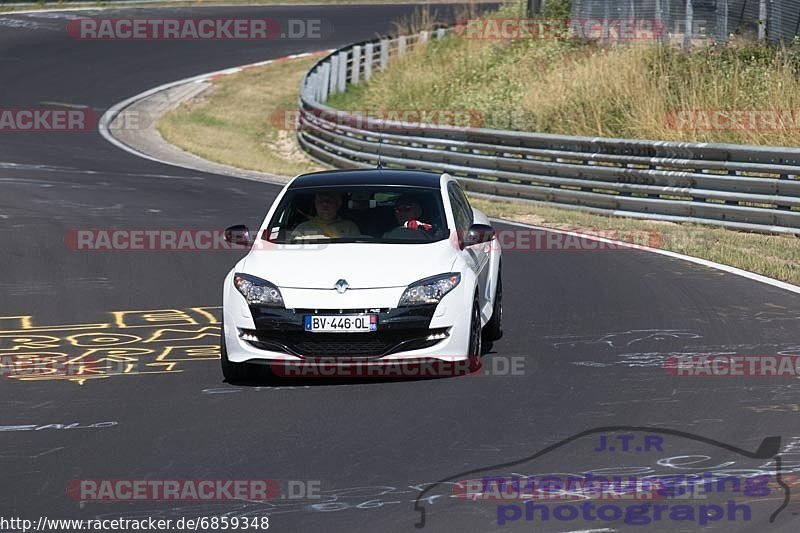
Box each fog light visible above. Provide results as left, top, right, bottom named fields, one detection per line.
left=239, top=330, right=259, bottom=342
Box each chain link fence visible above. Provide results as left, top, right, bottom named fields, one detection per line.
left=571, top=0, right=800, bottom=45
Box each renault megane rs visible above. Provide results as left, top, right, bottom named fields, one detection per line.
left=220, top=169, right=502, bottom=381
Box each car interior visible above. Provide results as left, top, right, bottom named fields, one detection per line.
left=265, top=189, right=447, bottom=242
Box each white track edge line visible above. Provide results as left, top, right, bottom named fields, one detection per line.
left=97, top=50, right=332, bottom=180
left=492, top=218, right=800, bottom=296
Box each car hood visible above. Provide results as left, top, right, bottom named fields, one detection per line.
left=242, top=239, right=457, bottom=289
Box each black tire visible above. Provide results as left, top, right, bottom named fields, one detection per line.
left=484, top=269, right=503, bottom=341
left=220, top=327, right=251, bottom=383
left=467, top=293, right=483, bottom=373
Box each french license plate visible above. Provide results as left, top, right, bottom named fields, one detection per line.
left=304, top=314, right=377, bottom=333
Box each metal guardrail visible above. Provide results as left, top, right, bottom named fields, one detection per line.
left=297, top=29, right=800, bottom=235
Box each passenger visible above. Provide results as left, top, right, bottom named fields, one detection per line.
left=290, top=191, right=360, bottom=240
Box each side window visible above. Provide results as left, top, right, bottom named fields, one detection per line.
left=448, top=182, right=472, bottom=234
left=453, top=184, right=474, bottom=226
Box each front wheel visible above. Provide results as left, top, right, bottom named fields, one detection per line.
left=484, top=270, right=503, bottom=341
left=220, top=327, right=251, bottom=383
left=467, top=294, right=483, bottom=372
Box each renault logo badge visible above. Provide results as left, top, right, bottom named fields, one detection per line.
left=335, top=279, right=349, bottom=294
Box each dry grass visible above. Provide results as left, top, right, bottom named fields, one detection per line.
left=470, top=195, right=800, bottom=285
left=158, top=55, right=323, bottom=177
left=0, top=0, right=449, bottom=14
left=155, top=3, right=800, bottom=286
left=329, top=1, right=800, bottom=147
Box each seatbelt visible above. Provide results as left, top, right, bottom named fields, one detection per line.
left=312, top=217, right=342, bottom=238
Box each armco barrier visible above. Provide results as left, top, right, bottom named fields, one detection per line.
left=296, top=28, right=800, bottom=235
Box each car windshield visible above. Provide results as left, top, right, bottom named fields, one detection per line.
left=264, top=186, right=449, bottom=244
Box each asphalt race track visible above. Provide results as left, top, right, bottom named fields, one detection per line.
left=0, top=4, right=799, bottom=532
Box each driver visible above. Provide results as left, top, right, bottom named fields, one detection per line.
left=290, top=191, right=360, bottom=240
left=383, top=194, right=434, bottom=237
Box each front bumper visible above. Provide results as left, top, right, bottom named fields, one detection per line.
left=224, top=301, right=470, bottom=365
left=222, top=265, right=474, bottom=365
left=242, top=305, right=447, bottom=358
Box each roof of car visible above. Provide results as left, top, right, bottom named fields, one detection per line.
left=288, top=169, right=443, bottom=189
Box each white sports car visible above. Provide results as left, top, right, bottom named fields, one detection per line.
left=220, top=169, right=502, bottom=381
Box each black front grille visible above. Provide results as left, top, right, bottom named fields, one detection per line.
left=244, top=304, right=442, bottom=358
left=244, top=328, right=448, bottom=358
left=290, top=332, right=403, bottom=357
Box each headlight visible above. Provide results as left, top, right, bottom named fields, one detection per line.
left=398, top=273, right=461, bottom=306
left=233, top=273, right=284, bottom=307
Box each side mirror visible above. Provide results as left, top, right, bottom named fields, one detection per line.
left=224, top=225, right=251, bottom=246
left=462, top=224, right=495, bottom=248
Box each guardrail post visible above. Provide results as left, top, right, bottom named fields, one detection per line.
left=435, top=28, right=446, bottom=39
left=320, top=62, right=330, bottom=101
left=419, top=31, right=429, bottom=44
left=684, top=0, right=693, bottom=48
left=397, top=35, right=407, bottom=58
left=363, top=43, right=374, bottom=81
left=379, top=39, right=389, bottom=69
left=306, top=72, right=317, bottom=102
left=715, top=0, right=728, bottom=44
left=654, top=0, right=667, bottom=43
left=769, top=0, right=782, bottom=44
left=337, top=50, right=348, bottom=93
left=328, top=55, right=339, bottom=95
left=314, top=72, right=323, bottom=102
left=351, top=45, right=362, bottom=84
left=758, top=0, right=767, bottom=41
